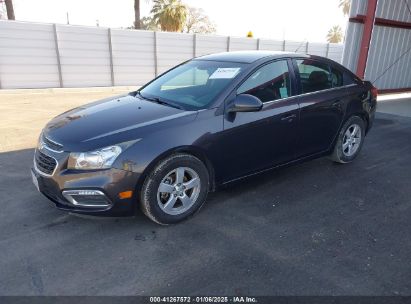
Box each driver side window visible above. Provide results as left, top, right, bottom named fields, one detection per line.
left=237, top=60, right=291, bottom=103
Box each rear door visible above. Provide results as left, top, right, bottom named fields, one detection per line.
left=292, top=58, right=345, bottom=157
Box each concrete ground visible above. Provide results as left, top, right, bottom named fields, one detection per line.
left=377, top=93, right=411, bottom=117
left=0, top=89, right=411, bottom=295
left=0, top=87, right=133, bottom=152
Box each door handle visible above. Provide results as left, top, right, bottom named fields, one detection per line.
left=281, top=114, right=297, bottom=122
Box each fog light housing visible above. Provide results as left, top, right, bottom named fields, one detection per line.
left=62, top=190, right=111, bottom=208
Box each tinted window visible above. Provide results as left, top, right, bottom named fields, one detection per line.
left=331, top=66, right=343, bottom=87
left=140, top=60, right=245, bottom=110
left=237, top=60, right=291, bottom=103
left=296, top=59, right=332, bottom=93
left=343, top=72, right=357, bottom=85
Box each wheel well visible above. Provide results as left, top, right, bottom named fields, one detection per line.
left=137, top=147, right=216, bottom=194
left=330, top=112, right=369, bottom=153
left=352, top=112, right=369, bottom=133
left=176, top=147, right=216, bottom=191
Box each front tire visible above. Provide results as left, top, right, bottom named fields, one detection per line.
left=330, top=116, right=366, bottom=164
left=140, top=153, right=210, bottom=225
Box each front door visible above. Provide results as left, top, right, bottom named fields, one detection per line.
left=220, top=60, right=300, bottom=182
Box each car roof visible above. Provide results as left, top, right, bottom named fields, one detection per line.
left=194, top=51, right=309, bottom=63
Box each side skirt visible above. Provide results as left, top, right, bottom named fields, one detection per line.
left=219, top=149, right=331, bottom=188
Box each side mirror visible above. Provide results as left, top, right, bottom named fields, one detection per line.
left=228, top=94, right=263, bottom=113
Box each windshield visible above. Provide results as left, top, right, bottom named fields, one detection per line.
left=139, top=60, right=246, bottom=110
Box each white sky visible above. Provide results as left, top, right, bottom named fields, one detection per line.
left=10, top=0, right=348, bottom=43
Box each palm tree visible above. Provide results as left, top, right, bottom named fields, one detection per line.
left=339, top=0, right=351, bottom=16
left=326, top=25, right=343, bottom=43
left=4, top=0, right=15, bottom=20
left=134, top=0, right=141, bottom=29
left=151, top=0, right=187, bottom=32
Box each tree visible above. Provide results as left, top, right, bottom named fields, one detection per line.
left=183, top=6, right=216, bottom=34
left=339, top=0, right=351, bottom=16
left=134, top=0, right=141, bottom=29
left=2, top=0, right=14, bottom=20
left=326, top=25, right=343, bottom=43
left=151, top=0, right=187, bottom=32
left=140, top=16, right=159, bottom=31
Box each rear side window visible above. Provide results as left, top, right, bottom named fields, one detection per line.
left=343, top=72, right=358, bottom=85
left=331, top=66, right=343, bottom=87
left=296, top=59, right=332, bottom=93
left=237, top=60, right=291, bottom=103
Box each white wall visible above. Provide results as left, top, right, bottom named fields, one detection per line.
left=0, top=20, right=344, bottom=89
left=157, top=31, right=194, bottom=75
left=57, top=25, right=112, bottom=87
left=111, top=29, right=156, bottom=86
left=0, top=21, right=60, bottom=89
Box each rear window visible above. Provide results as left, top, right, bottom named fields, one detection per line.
left=296, top=59, right=332, bottom=93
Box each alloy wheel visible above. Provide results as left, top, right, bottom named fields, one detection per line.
left=342, top=123, right=362, bottom=157
left=157, top=167, right=201, bottom=215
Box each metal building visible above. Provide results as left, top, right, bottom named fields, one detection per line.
left=342, top=0, right=411, bottom=92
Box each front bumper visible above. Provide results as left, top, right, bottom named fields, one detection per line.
left=31, top=149, right=141, bottom=216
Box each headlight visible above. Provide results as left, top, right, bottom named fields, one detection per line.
left=68, top=145, right=122, bottom=170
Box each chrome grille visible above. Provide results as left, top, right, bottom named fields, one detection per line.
left=42, top=134, right=63, bottom=152
left=35, top=150, right=57, bottom=175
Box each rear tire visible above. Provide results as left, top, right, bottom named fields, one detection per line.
left=330, top=116, right=365, bottom=164
left=140, top=153, right=209, bottom=225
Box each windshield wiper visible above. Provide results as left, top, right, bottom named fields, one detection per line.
left=151, top=98, right=184, bottom=110
left=136, top=91, right=183, bottom=110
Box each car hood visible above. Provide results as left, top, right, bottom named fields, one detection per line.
left=43, top=94, right=197, bottom=152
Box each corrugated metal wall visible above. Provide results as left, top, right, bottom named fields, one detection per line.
left=366, top=26, right=411, bottom=89
left=341, top=0, right=367, bottom=72
left=0, top=20, right=344, bottom=89
left=342, top=0, right=411, bottom=90
left=365, top=0, right=411, bottom=89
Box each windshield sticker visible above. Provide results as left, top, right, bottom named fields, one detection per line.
left=209, top=68, right=241, bottom=79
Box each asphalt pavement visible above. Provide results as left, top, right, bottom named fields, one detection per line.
left=0, top=109, right=410, bottom=295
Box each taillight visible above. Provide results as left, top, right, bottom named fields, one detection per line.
left=371, top=86, right=378, bottom=99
